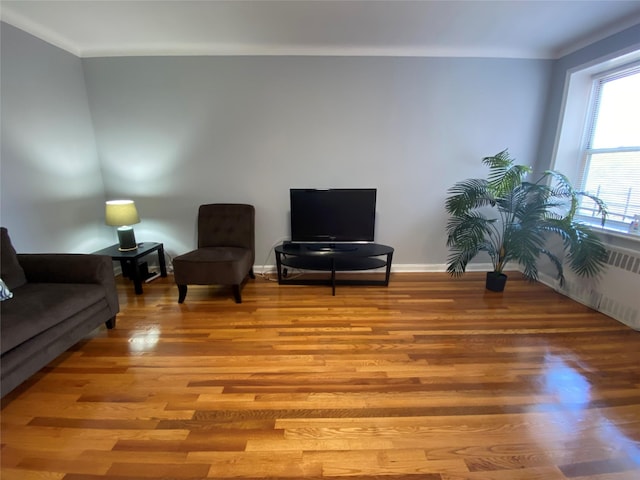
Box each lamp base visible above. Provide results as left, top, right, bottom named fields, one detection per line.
left=117, top=226, right=138, bottom=251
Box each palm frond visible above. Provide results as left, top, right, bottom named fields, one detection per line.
left=537, top=218, right=573, bottom=244
left=445, top=179, right=492, bottom=215
left=483, top=150, right=532, bottom=198
left=446, top=245, right=481, bottom=276
left=538, top=248, right=566, bottom=287
left=446, top=213, right=498, bottom=275
left=492, top=165, right=531, bottom=198
left=503, top=222, right=546, bottom=279
left=543, top=170, right=574, bottom=195
left=541, top=170, right=607, bottom=226
left=446, top=212, right=494, bottom=247
left=565, top=223, right=608, bottom=277
left=482, top=149, right=513, bottom=171
left=576, top=191, right=608, bottom=226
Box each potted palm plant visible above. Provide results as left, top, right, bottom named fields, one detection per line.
left=445, top=149, right=608, bottom=291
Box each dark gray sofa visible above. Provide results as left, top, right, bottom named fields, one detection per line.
left=0, top=227, right=119, bottom=398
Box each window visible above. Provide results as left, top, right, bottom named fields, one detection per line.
left=578, top=65, right=640, bottom=230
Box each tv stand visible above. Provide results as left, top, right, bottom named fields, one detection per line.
left=307, top=243, right=358, bottom=252
left=275, top=243, right=394, bottom=295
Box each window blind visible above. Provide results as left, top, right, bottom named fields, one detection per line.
left=579, top=65, right=640, bottom=227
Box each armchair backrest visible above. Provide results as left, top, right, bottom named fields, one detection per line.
left=197, top=204, right=255, bottom=260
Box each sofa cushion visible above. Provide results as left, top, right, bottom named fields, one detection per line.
left=0, top=282, right=107, bottom=354
left=0, top=227, right=27, bottom=290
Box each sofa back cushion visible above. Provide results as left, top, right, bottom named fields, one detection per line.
left=1, top=227, right=27, bottom=290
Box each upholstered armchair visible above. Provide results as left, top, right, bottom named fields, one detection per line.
left=173, top=204, right=255, bottom=303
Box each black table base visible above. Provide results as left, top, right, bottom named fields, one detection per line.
left=274, top=243, right=393, bottom=295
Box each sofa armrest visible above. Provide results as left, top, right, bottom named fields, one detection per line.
left=17, top=254, right=120, bottom=315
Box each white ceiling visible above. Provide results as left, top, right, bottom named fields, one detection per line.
left=2, top=0, right=640, bottom=59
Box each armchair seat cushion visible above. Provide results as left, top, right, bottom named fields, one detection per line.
left=1, top=283, right=108, bottom=354
left=173, top=247, right=252, bottom=286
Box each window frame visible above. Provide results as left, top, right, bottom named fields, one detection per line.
left=576, top=62, right=640, bottom=232
left=550, top=46, right=640, bottom=240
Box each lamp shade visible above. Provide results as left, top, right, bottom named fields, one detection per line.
left=105, top=200, right=140, bottom=226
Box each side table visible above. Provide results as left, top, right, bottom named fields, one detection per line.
left=93, top=242, right=167, bottom=294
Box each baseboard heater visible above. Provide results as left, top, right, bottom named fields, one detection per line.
left=539, top=245, right=640, bottom=330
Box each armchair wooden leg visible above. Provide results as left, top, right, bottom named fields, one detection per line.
left=105, top=316, right=116, bottom=329
left=177, top=284, right=187, bottom=303
left=249, top=268, right=255, bottom=279
left=232, top=285, right=242, bottom=303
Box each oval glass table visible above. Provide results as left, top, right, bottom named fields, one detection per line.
left=274, top=243, right=394, bottom=295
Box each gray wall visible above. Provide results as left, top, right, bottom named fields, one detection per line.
left=0, top=23, right=110, bottom=252
left=82, top=55, right=551, bottom=266
left=6, top=21, right=638, bottom=270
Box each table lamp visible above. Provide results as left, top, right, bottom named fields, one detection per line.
left=105, top=200, right=140, bottom=251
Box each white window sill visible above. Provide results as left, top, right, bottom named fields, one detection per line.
left=586, top=223, right=640, bottom=244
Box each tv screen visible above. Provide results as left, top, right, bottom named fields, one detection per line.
left=290, top=188, right=376, bottom=243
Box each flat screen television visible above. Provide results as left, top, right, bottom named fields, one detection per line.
left=290, top=188, right=376, bottom=243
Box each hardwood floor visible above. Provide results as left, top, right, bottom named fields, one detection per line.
left=2, top=271, right=639, bottom=479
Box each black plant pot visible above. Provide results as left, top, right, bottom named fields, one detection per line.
left=486, top=271, right=507, bottom=292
